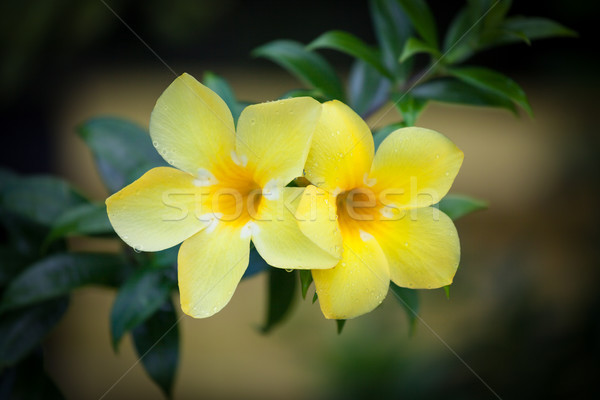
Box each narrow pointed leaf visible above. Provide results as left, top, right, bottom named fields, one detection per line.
left=45, top=202, right=113, bottom=246
left=78, top=118, right=168, bottom=193
left=443, top=8, right=477, bottom=64
left=438, top=194, right=488, bottom=220
left=132, top=300, right=179, bottom=398
left=244, top=245, right=270, bottom=279
left=299, top=270, right=313, bottom=300
left=370, top=0, right=412, bottom=80
left=1, top=253, right=126, bottom=312
left=111, top=267, right=176, bottom=350
left=399, top=37, right=441, bottom=62
left=397, top=0, right=438, bottom=48
left=307, top=30, right=393, bottom=79
left=336, top=319, right=346, bottom=335
left=203, top=72, right=244, bottom=124
left=392, top=92, right=428, bottom=126
left=411, top=78, right=517, bottom=113
left=443, top=285, right=451, bottom=299
left=449, top=66, right=532, bottom=116
left=262, top=268, right=297, bottom=333
left=0, top=297, right=68, bottom=368
left=390, top=283, right=419, bottom=335
left=348, top=60, right=390, bottom=118
left=253, top=40, right=345, bottom=101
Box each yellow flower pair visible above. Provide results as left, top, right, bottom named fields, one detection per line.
left=106, top=73, right=463, bottom=320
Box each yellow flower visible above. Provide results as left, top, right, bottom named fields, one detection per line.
left=296, top=100, right=464, bottom=319
left=106, top=73, right=339, bottom=318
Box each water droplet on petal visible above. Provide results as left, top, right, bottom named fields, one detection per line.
left=435, top=153, right=440, bottom=159
left=152, top=141, right=159, bottom=147
left=133, top=245, right=143, bottom=253
left=285, top=268, right=293, bottom=273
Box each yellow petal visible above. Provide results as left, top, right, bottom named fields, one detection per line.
left=235, top=97, right=321, bottom=187
left=251, top=187, right=339, bottom=269
left=106, top=167, right=209, bottom=252
left=372, top=207, right=460, bottom=288
left=295, top=185, right=343, bottom=259
left=178, top=221, right=250, bottom=318
left=312, top=230, right=390, bottom=319
left=150, top=73, right=235, bottom=175
left=305, top=100, right=374, bottom=192
left=370, top=127, right=463, bottom=209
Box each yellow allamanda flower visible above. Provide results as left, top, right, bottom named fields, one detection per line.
left=106, top=73, right=339, bottom=318
left=296, top=100, right=464, bottom=319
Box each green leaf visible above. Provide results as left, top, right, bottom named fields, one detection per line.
left=449, top=66, right=532, bottom=116
left=78, top=118, right=168, bottom=193
left=0, top=297, right=68, bottom=368
left=307, top=30, right=393, bottom=79
left=202, top=71, right=244, bottom=124
left=389, top=283, right=419, bottom=334
left=278, top=88, right=325, bottom=101
left=132, top=299, right=179, bottom=398
left=399, top=37, right=441, bottom=62
left=253, top=40, right=345, bottom=101
left=392, top=92, right=428, bottom=126
left=411, top=78, right=517, bottom=114
left=0, top=350, right=65, bottom=399
left=348, top=60, right=390, bottom=118
left=370, top=0, right=412, bottom=80
left=245, top=245, right=270, bottom=279
left=0, top=246, right=30, bottom=287
left=111, top=266, right=176, bottom=350
left=481, top=17, right=576, bottom=48
left=438, top=194, right=488, bottom=220
left=373, top=122, right=406, bottom=150
left=397, top=0, right=438, bottom=49
left=336, top=319, right=346, bottom=335
left=262, top=268, right=297, bottom=333
left=443, top=8, right=477, bottom=64
left=0, top=175, right=86, bottom=227
left=45, top=203, right=113, bottom=247
left=299, top=270, right=313, bottom=300
left=312, top=292, right=318, bottom=304
left=443, top=285, right=450, bottom=299
left=482, top=0, right=512, bottom=30
left=1, top=253, right=126, bottom=312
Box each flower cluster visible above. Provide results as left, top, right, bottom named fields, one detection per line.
left=106, top=73, right=463, bottom=320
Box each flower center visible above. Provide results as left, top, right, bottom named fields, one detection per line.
left=336, top=187, right=380, bottom=234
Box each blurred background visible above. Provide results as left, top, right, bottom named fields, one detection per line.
left=1, top=0, right=599, bottom=399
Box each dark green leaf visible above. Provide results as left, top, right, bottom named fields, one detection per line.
left=308, top=30, right=393, bottom=79
left=0, top=246, right=30, bottom=287
left=482, top=0, right=512, bottom=30
left=481, top=17, right=576, bottom=48
left=0, top=176, right=86, bottom=227
left=443, top=8, right=477, bottom=64
left=244, top=245, right=269, bottom=279
left=336, top=319, right=346, bottom=335
left=151, top=246, right=179, bottom=269
left=437, top=194, right=488, bottom=220
left=278, top=88, right=323, bottom=100
left=392, top=92, right=428, bottom=126
left=411, top=78, right=517, bottom=113
left=262, top=268, right=297, bottom=333
left=111, top=266, right=176, bottom=350
left=449, top=66, right=532, bottom=115
left=0, top=297, right=68, bottom=368
left=299, top=270, right=313, bottom=300
left=312, top=292, right=318, bottom=304
left=389, top=283, right=418, bottom=334
left=202, top=71, right=244, bottom=124
left=45, top=202, right=113, bottom=247
left=399, top=37, right=441, bottom=62
left=370, top=0, right=412, bottom=81
left=132, top=299, right=179, bottom=398
left=1, top=253, right=126, bottom=312
left=0, top=350, right=65, bottom=399
left=253, top=40, right=345, bottom=101
left=348, top=60, right=390, bottom=118
left=78, top=118, right=168, bottom=193
left=397, top=0, right=438, bottom=48
left=373, top=122, right=406, bottom=151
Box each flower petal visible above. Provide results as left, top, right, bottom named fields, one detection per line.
left=235, top=97, right=321, bottom=187
left=370, top=127, right=463, bottom=209
left=178, top=221, right=250, bottom=318
left=106, top=167, right=209, bottom=252
left=305, top=100, right=374, bottom=192
left=251, top=187, right=339, bottom=269
left=150, top=73, right=236, bottom=175
left=295, top=185, right=343, bottom=259
left=372, top=207, right=460, bottom=288
left=312, top=229, right=390, bottom=319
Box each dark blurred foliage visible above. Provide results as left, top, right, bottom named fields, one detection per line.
left=0, top=0, right=597, bottom=173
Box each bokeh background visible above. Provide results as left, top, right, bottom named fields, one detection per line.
left=1, top=0, right=599, bottom=399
